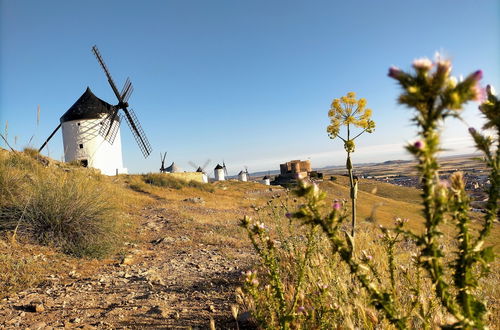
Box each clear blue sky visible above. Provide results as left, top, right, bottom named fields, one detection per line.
left=1, top=0, right=499, bottom=174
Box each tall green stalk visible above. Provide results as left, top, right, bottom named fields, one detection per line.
left=327, top=92, right=374, bottom=237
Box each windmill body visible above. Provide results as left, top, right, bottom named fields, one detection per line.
left=61, top=87, right=127, bottom=175
left=238, top=170, right=248, bottom=182
left=261, top=175, right=271, bottom=186
left=214, top=164, right=225, bottom=181
left=196, top=166, right=209, bottom=183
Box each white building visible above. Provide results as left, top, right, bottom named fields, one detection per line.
left=197, top=166, right=209, bottom=183
left=261, top=175, right=271, bottom=185
left=214, top=164, right=225, bottom=181
left=60, top=87, right=127, bottom=175
left=238, top=170, right=248, bottom=182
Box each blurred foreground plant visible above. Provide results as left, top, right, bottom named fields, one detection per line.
left=389, top=56, right=497, bottom=328
left=327, top=92, right=375, bottom=236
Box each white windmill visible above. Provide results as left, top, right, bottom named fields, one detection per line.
left=214, top=164, right=225, bottom=181
left=238, top=166, right=250, bottom=182
left=189, top=160, right=211, bottom=183
left=38, top=46, right=152, bottom=175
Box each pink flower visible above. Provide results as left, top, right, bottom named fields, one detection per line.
left=333, top=200, right=341, bottom=210
left=436, top=59, right=452, bottom=74
left=412, top=57, right=433, bottom=70
left=471, top=85, right=483, bottom=102
left=297, top=306, right=306, bottom=314
left=285, top=212, right=292, bottom=219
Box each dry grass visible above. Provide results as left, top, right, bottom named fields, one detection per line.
left=238, top=193, right=500, bottom=328
left=0, top=149, right=140, bottom=257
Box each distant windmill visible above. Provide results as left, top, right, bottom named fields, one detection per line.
left=189, top=159, right=211, bottom=183
left=238, top=166, right=251, bottom=182
left=262, top=170, right=271, bottom=185
left=38, top=45, right=152, bottom=175
left=160, top=152, right=168, bottom=173
left=165, top=162, right=181, bottom=173
left=214, top=164, right=225, bottom=181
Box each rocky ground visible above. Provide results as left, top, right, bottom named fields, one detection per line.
left=0, top=198, right=259, bottom=329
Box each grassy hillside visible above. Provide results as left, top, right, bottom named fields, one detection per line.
left=0, top=148, right=497, bottom=328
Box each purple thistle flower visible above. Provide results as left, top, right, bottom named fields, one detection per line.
left=414, top=140, right=424, bottom=150
left=297, top=306, right=306, bottom=314
left=471, top=70, right=483, bottom=82
left=285, top=212, right=292, bottom=219
left=388, top=66, right=403, bottom=79
left=333, top=201, right=341, bottom=210
left=468, top=127, right=477, bottom=135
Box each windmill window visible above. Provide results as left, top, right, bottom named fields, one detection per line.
left=77, top=122, right=80, bottom=126
left=79, top=144, right=84, bottom=149
left=80, top=159, right=88, bottom=167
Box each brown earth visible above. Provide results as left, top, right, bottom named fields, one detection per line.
left=0, top=180, right=283, bottom=329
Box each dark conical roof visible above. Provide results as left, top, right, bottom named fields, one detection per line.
left=60, top=87, right=116, bottom=123
left=196, top=167, right=203, bottom=172
left=214, top=164, right=224, bottom=170
left=263, top=175, right=270, bottom=180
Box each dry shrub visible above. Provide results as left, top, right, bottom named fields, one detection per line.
left=143, top=173, right=214, bottom=192
left=0, top=150, right=121, bottom=258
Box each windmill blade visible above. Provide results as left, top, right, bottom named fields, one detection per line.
left=162, top=152, right=167, bottom=163
left=202, top=159, right=211, bottom=171
left=223, top=161, right=228, bottom=177
left=98, top=111, right=121, bottom=143
left=121, top=78, right=134, bottom=103
left=122, top=108, right=152, bottom=158
left=188, top=161, right=198, bottom=170
left=91, top=45, right=123, bottom=103
left=38, top=124, right=61, bottom=152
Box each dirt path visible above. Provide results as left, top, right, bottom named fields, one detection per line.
left=0, top=201, right=256, bottom=329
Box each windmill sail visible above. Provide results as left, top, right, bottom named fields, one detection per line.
left=123, top=108, right=152, bottom=157
left=98, top=112, right=121, bottom=144
left=92, top=45, right=152, bottom=158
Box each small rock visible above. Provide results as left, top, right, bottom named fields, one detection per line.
left=28, top=302, right=45, bottom=313
left=147, top=305, right=169, bottom=318
left=34, top=303, right=45, bottom=313
left=121, top=255, right=134, bottom=265
left=71, top=317, right=81, bottom=323
left=30, top=321, right=46, bottom=329
left=183, top=197, right=205, bottom=204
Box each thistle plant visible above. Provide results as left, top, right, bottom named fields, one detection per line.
left=327, top=92, right=375, bottom=236
left=389, top=56, right=497, bottom=328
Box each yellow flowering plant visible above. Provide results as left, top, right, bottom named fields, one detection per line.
left=327, top=92, right=375, bottom=236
